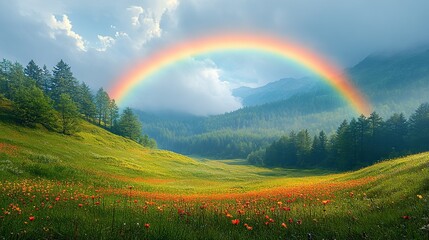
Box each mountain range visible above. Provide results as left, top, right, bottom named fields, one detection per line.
left=137, top=48, right=429, bottom=158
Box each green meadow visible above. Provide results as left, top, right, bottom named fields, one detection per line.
left=1, top=120, right=428, bottom=239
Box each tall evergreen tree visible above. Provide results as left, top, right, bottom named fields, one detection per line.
left=117, top=107, right=143, bottom=142
left=51, top=60, right=79, bottom=104
left=95, top=88, right=110, bottom=126
left=108, top=99, right=119, bottom=128
left=384, top=113, right=408, bottom=156
left=408, top=103, right=429, bottom=152
left=78, top=82, right=96, bottom=120
left=41, top=65, right=52, bottom=94
left=24, top=60, right=43, bottom=89
left=367, top=112, right=384, bottom=161
left=57, top=93, right=80, bottom=134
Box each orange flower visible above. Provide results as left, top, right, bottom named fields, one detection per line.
left=281, top=222, right=287, bottom=228
left=78, top=204, right=83, bottom=208
left=288, top=218, right=293, bottom=223
left=231, top=219, right=240, bottom=225
left=322, top=200, right=330, bottom=205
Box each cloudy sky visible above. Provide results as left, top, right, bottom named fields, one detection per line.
left=1, top=0, right=429, bottom=115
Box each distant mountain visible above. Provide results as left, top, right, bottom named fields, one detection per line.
left=348, top=48, right=429, bottom=113
left=232, top=77, right=318, bottom=106
left=138, top=48, right=429, bottom=159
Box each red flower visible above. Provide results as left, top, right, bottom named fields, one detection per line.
left=281, top=222, right=287, bottom=228
left=402, top=215, right=411, bottom=220
left=296, top=220, right=302, bottom=225
left=29, top=216, right=35, bottom=221
left=288, top=218, right=294, bottom=223
left=144, top=223, right=150, bottom=229
left=231, top=219, right=240, bottom=225
left=78, top=204, right=83, bottom=208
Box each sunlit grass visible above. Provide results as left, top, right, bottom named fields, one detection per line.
left=1, top=121, right=428, bottom=239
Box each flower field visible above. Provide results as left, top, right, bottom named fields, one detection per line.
left=0, top=121, right=428, bottom=239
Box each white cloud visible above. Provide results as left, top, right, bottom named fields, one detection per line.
left=124, top=1, right=179, bottom=49
left=125, top=59, right=242, bottom=116
left=96, top=35, right=115, bottom=52
left=47, top=14, right=87, bottom=51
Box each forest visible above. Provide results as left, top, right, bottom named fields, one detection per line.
left=0, top=58, right=156, bottom=148
left=248, top=106, right=429, bottom=170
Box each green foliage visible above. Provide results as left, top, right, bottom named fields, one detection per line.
left=117, top=107, right=142, bottom=142
left=57, top=93, right=80, bottom=134
left=257, top=103, right=429, bottom=170
left=51, top=60, right=79, bottom=105
left=409, top=103, right=429, bottom=152
left=13, top=86, right=58, bottom=129
left=0, top=57, right=155, bottom=146
left=78, top=82, right=97, bottom=120
left=95, top=87, right=110, bottom=126
left=24, top=60, right=43, bottom=89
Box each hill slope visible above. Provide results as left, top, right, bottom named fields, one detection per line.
left=1, top=119, right=429, bottom=239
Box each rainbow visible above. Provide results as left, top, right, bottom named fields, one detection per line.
left=109, top=33, right=372, bottom=115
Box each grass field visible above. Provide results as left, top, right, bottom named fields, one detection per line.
left=1, top=120, right=429, bottom=239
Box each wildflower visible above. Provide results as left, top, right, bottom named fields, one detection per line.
left=281, top=222, right=287, bottom=228
left=402, top=215, right=411, bottom=220
left=231, top=219, right=240, bottom=225
left=288, top=218, right=294, bottom=223
left=226, top=213, right=233, bottom=218
left=322, top=200, right=330, bottom=205
left=246, top=226, right=253, bottom=230
left=417, top=195, right=423, bottom=199
left=282, top=207, right=291, bottom=211
left=29, top=216, right=35, bottom=221
left=78, top=204, right=83, bottom=208
left=296, top=220, right=302, bottom=225
left=144, top=223, right=150, bottom=229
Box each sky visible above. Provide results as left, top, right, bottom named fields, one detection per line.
left=1, top=0, right=429, bottom=115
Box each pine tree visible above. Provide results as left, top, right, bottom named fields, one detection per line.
left=41, top=65, right=52, bottom=95
left=78, top=82, right=96, bottom=121
left=408, top=103, right=429, bottom=152
left=57, top=93, right=80, bottom=135
left=108, top=99, right=119, bottom=128
left=24, top=60, right=43, bottom=89
left=117, top=107, right=142, bottom=142
left=51, top=60, right=79, bottom=105
left=384, top=113, right=408, bottom=156
left=95, top=88, right=110, bottom=126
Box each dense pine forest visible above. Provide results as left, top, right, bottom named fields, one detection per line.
left=0, top=58, right=156, bottom=148
left=248, top=105, right=429, bottom=170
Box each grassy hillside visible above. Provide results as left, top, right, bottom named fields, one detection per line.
left=0, top=121, right=428, bottom=239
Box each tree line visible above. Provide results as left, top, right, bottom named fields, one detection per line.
left=248, top=105, right=429, bottom=170
left=0, top=58, right=156, bottom=148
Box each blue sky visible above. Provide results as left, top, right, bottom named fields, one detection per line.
left=1, top=0, right=429, bottom=115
